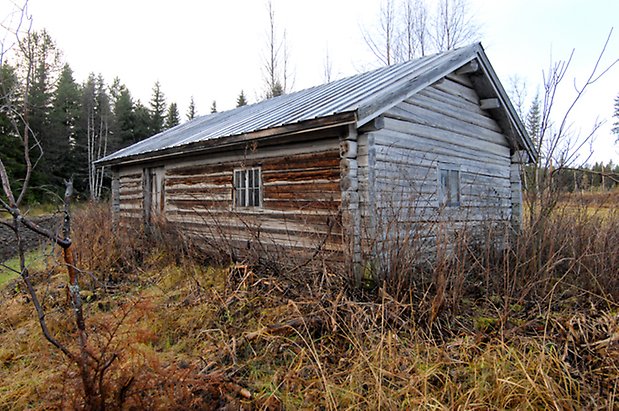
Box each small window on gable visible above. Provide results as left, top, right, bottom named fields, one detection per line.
left=438, top=166, right=460, bottom=207
left=234, top=167, right=261, bottom=208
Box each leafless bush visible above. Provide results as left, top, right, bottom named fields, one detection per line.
left=159, top=195, right=346, bottom=292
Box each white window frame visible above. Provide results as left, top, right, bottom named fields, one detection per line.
left=233, top=167, right=262, bottom=208
left=438, top=164, right=460, bottom=207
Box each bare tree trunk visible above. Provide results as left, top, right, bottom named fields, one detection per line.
left=0, top=3, right=111, bottom=407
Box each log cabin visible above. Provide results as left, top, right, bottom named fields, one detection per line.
left=96, top=43, right=536, bottom=272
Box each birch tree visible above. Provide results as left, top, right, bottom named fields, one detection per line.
left=432, top=0, right=479, bottom=51
left=363, top=0, right=479, bottom=65
left=362, top=0, right=399, bottom=65
left=79, top=73, right=110, bottom=201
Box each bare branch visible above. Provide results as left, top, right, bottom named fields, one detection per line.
left=0, top=219, right=16, bottom=231
left=0, top=262, right=20, bottom=275
left=0, top=158, right=17, bottom=206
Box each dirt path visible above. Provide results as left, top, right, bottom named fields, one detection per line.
left=0, top=216, right=60, bottom=263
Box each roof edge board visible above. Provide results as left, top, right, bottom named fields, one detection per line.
left=356, top=46, right=480, bottom=127
left=95, top=111, right=357, bottom=167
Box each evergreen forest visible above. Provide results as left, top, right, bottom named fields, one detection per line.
left=0, top=30, right=186, bottom=203
left=1, top=29, right=617, bottom=205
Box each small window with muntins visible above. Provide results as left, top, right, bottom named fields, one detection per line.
left=438, top=166, right=460, bottom=207
left=234, top=167, right=261, bottom=207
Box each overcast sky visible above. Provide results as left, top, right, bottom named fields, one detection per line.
left=3, top=0, right=619, bottom=163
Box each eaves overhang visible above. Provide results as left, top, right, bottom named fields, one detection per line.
left=95, top=111, right=357, bottom=168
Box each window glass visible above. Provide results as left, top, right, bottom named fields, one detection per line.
left=234, top=167, right=261, bottom=208
left=439, top=166, right=460, bottom=207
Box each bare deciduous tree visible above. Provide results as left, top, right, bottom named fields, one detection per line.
left=0, top=2, right=116, bottom=408
left=507, top=75, right=529, bottom=119
left=323, top=46, right=333, bottom=83
left=84, top=74, right=110, bottom=201
left=362, top=0, right=479, bottom=66
left=432, top=0, right=479, bottom=52
left=362, top=0, right=399, bottom=65
left=401, top=0, right=429, bottom=60
left=263, top=0, right=292, bottom=98
left=524, top=30, right=619, bottom=223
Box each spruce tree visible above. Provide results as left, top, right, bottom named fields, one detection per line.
left=110, top=83, right=135, bottom=149
left=0, top=64, right=26, bottom=195
left=149, top=81, right=166, bottom=134
left=525, top=93, right=541, bottom=147
left=49, top=63, right=81, bottom=186
left=236, top=90, right=248, bottom=107
left=23, top=30, right=62, bottom=193
left=133, top=101, right=152, bottom=141
left=165, top=102, right=180, bottom=129
left=186, top=96, right=197, bottom=120
left=210, top=100, right=217, bottom=113
left=268, top=81, right=284, bottom=98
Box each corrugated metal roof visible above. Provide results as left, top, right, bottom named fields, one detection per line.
left=98, top=43, right=531, bottom=165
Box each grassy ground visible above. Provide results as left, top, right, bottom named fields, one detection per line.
left=0, top=248, right=50, bottom=287
left=0, top=198, right=617, bottom=409
left=0, top=269, right=16, bottom=287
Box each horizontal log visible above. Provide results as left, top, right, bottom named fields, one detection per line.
left=168, top=162, right=230, bottom=176
left=176, top=224, right=343, bottom=250
left=167, top=198, right=230, bottom=210
left=261, top=150, right=340, bottom=172
left=405, top=92, right=503, bottom=133
left=382, top=116, right=509, bottom=159
left=264, top=190, right=340, bottom=201
left=372, top=150, right=510, bottom=180
left=119, top=172, right=142, bottom=180
left=263, top=180, right=340, bottom=192
left=387, top=104, right=506, bottom=149
left=166, top=214, right=342, bottom=237
left=262, top=168, right=340, bottom=183
left=166, top=174, right=231, bottom=186
left=436, top=77, right=477, bottom=101
left=262, top=199, right=341, bottom=211
left=417, top=86, right=483, bottom=115
left=445, top=73, right=474, bottom=88
left=167, top=208, right=341, bottom=226
left=166, top=187, right=230, bottom=197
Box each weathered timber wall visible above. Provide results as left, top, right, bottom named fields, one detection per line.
left=363, top=73, right=514, bottom=251
left=116, top=171, right=143, bottom=224
left=115, top=137, right=344, bottom=255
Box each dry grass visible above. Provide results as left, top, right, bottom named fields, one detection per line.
left=0, top=199, right=617, bottom=409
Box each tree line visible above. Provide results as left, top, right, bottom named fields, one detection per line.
left=0, top=30, right=252, bottom=203
left=2, top=2, right=616, bottom=206
left=518, top=89, right=619, bottom=194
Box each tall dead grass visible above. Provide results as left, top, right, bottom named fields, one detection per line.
left=0, top=197, right=617, bottom=409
